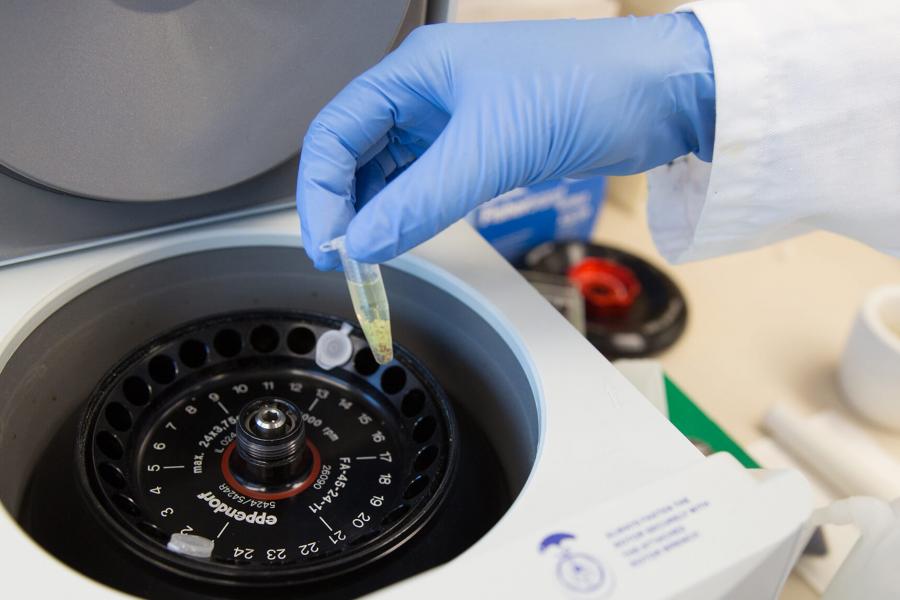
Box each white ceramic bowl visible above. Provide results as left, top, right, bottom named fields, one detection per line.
left=839, top=285, right=900, bottom=429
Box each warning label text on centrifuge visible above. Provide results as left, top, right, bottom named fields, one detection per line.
left=605, top=496, right=709, bottom=567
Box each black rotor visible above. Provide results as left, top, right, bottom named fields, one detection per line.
left=77, top=312, right=457, bottom=586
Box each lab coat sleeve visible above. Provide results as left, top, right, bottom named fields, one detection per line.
left=646, top=0, right=900, bottom=263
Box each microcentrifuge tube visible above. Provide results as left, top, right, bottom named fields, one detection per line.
left=319, top=236, right=394, bottom=364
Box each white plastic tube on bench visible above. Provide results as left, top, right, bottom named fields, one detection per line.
left=763, top=403, right=900, bottom=500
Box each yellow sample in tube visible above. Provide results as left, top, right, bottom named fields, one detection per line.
left=347, top=279, right=393, bottom=364
left=320, top=236, right=394, bottom=364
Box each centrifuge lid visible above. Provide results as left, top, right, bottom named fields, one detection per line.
left=0, top=0, right=410, bottom=202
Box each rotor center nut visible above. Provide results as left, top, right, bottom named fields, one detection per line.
left=253, top=405, right=288, bottom=437
left=232, top=397, right=308, bottom=487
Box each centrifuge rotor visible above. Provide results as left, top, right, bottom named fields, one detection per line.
left=78, top=312, right=457, bottom=585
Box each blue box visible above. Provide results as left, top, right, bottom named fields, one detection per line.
left=467, top=176, right=606, bottom=263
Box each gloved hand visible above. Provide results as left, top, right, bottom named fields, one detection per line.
left=298, top=13, right=715, bottom=269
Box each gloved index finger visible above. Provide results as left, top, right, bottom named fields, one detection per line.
left=297, top=74, right=409, bottom=270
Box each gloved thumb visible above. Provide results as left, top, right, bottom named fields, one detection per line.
left=345, top=115, right=502, bottom=263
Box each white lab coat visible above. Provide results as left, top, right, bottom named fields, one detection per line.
left=647, top=0, right=900, bottom=263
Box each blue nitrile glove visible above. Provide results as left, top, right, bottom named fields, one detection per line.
left=298, top=13, right=715, bottom=269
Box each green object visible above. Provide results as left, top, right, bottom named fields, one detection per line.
left=665, top=375, right=760, bottom=469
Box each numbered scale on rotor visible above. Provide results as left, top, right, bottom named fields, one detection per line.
left=78, top=312, right=456, bottom=585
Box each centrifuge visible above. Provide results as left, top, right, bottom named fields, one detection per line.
left=0, top=2, right=813, bottom=598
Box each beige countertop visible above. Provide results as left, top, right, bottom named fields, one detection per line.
left=594, top=175, right=900, bottom=599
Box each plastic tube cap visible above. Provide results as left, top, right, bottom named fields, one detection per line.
left=316, top=322, right=354, bottom=371
left=167, top=533, right=214, bottom=559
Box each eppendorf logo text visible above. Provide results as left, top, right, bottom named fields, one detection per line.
left=196, top=491, right=277, bottom=525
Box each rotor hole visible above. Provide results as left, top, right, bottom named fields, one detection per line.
left=401, top=389, right=426, bottom=417
left=98, top=463, right=126, bottom=489
left=412, top=416, right=437, bottom=443
left=353, top=348, right=379, bottom=376
left=414, top=445, right=438, bottom=472
left=347, top=530, right=380, bottom=548
left=112, top=493, right=141, bottom=517
left=105, top=402, right=132, bottom=432
left=250, top=325, right=279, bottom=353
left=287, top=327, right=316, bottom=354
left=148, top=354, right=177, bottom=385
left=96, top=431, right=124, bottom=460
left=403, top=474, right=430, bottom=499
left=178, top=339, right=208, bottom=368
left=214, top=329, right=242, bottom=358
left=122, top=376, right=150, bottom=406
left=138, top=521, right=169, bottom=544
left=380, top=366, right=407, bottom=395
left=381, top=504, right=410, bottom=527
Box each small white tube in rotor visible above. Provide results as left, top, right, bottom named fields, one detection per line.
left=167, top=533, right=214, bottom=559
left=316, top=322, right=354, bottom=371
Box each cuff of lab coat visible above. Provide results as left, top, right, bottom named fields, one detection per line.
left=648, top=1, right=773, bottom=263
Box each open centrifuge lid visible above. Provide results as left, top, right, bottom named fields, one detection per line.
left=0, top=1, right=410, bottom=202
left=0, top=0, right=429, bottom=267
